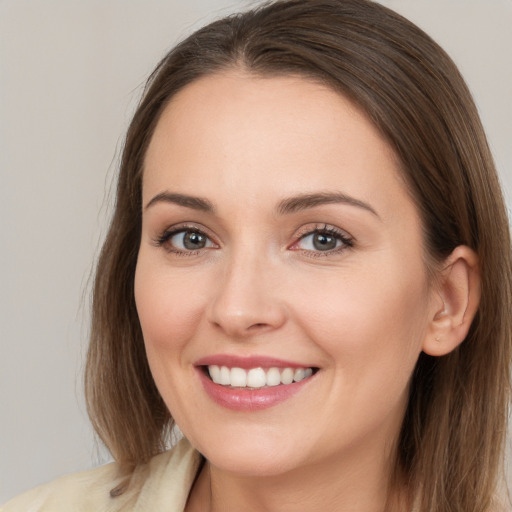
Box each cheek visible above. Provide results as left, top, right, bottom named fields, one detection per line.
left=291, top=259, right=429, bottom=373
left=134, top=259, right=213, bottom=425
left=134, top=259, right=207, bottom=360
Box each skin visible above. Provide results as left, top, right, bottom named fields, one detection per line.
left=134, top=71, right=464, bottom=511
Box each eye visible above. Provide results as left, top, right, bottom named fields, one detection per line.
left=299, top=232, right=340, bottom=251
left=155, top=227, right=217, bottom=254
left=172, top=230, right=214, bottom=250
left=291, top=225, right=353, bottom=255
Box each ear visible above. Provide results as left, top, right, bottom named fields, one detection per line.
left=422, top=246, right=481, bottom=357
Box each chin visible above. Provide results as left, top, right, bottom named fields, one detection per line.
left=207, top=450, right=302, bottom=477
left=190, top=430, right=308, bottom=477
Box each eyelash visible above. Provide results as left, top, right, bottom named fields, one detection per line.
left=153, top=223, right=354, bottom=257
left=153, top=224, right=215, bottom=257
left=291, top=224, right=354, bottom=258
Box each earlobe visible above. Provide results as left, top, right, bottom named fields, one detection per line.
left=422, top=246, right=481, bottom=357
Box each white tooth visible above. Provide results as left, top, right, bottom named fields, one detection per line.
left=230, top=367, right=247, bottom=387
left=247, top=368, right=266, bottom=388
left=280, top=367, right=294, bottom=385
left=209, top=365, right=221, bottom=384
left=267, top=367, right=281, bottom=386
left=305, top=368, right=313, bottom=378
left=220, top=366, right=231, bottom=385
left=293, top=368, right=306, bottom=382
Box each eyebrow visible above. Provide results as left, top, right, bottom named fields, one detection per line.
left=145, top=192, right=215, bottom=212
left=144, top=190, right=378, bottom=218
left=276, top=191, right=379, bottom=217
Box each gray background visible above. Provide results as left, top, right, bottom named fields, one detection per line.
left=1, top=0, right=511, bottom=503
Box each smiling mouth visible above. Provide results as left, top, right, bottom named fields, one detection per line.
left=203, top=365, right=318, bottom=389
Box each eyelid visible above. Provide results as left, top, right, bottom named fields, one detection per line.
left=152, top=222, right=219, bottom=253
left=152, top=221, right=353, bottom=256
left=289, top=223, right=354, bottom=254
left=293, top=223, right=350, bottom=239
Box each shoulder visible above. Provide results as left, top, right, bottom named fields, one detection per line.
left=1, top=460, right=122, bottom=512
left=2, top=437, right=201, bottom=512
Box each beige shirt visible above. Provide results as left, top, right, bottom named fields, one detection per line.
left=2, top=438, right=201, bottom=512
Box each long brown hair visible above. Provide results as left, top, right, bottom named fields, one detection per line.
left=85, top=1, right=512, bottom=509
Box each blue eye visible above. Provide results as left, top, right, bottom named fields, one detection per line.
left=157, top=228, right=216, bottom=253
left=298, top=232, right=341, bottom=251
left=294, top=226, right=353, bottom=254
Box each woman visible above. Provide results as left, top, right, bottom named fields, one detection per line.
left=4, top=0, right=510, bottom=510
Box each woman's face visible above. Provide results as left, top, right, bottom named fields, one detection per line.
left=135, top=72, right=435, bottom=477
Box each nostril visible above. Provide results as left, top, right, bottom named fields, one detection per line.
left=248, top=322, right=270, bottom=331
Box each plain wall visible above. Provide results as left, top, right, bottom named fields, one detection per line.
left=1, top=0, right=511, bottom=503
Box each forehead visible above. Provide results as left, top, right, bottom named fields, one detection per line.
left=142, top=71, right=411, bottom=221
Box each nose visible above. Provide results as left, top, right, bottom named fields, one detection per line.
left=206, top=250, right=287, bottom=339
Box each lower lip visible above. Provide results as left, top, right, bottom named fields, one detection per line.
left=197, top=368, right=314, bottom=411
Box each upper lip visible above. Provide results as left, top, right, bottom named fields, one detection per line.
left=194, top=354, right=315, bottom=369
